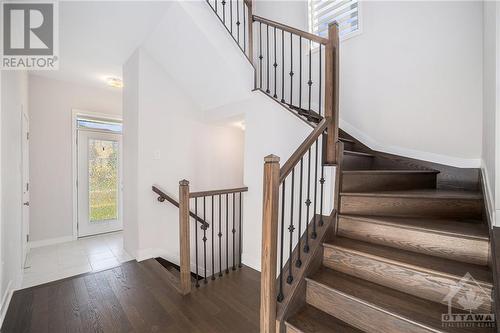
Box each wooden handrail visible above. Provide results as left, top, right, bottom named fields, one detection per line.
left=279, top=118, right=328, bottom=183
left=152, top=185, right=209, bottom=228
left=253, top=15, right=329, bottom=45
left=189, top=186, right=248, bottom=198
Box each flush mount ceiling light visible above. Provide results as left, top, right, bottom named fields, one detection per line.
left=106, top=77, right=123, bottom=88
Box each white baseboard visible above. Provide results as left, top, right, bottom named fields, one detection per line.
left=29, top=235, right=74, bottom=249
left=0, top=280, right=14, bottom=327
left=242, top=253, right=260, bottom=272
left=340, top=119, right=481, bottom=168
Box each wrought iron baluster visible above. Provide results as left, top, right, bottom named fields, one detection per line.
left=226, top=194, right=229, bottom=274
left=319, top=135, right=325, bottom=227
left=236, top=0, right=240, bottom=44
left=266, top=25, right=270, bottom=93
left=304, top=147, right=311, bottom=253
left=203, top=197, right=208, bottom=283
left=232, top=193, right=236, bottom=270
left=195, top=198, right=200, bottom=287
left=318, top=44, right=322, bottom=117
left=273, top=27, right=277, bottom=98
left=277, top=181, right=285, bottom=302
left=243, top=2, right=246, bottom=53
left=211, top=195, right=215, bottom=280
left=230, top=0, right=233, bottom=33
left=308, top=40, right=312, bottom=112
left=312, top=139, right=319, bottom=239
left=287, top=169, right=295, bottom=284
left=296, top=157, right=303, bottom=268
left=281, top=29, right=285, bottom=103
left=218, top=194, right=223, bottom=277
left=289, top=33, right=294, bottom=106
left=238, top=192, right=243, bottom=268
left=259, top=23, right=263, bottom=89
left=222, top=0, right=226, bottom=23
left=299, top=36, right=302, bottom=109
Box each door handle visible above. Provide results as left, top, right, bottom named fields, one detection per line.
left=23, top=201, right=29, bottom=206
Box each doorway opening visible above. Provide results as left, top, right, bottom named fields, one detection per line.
left=74, top=113, right=123, bottom=238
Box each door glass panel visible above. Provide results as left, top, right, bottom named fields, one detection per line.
left=88, top=139, right=119, bottom=222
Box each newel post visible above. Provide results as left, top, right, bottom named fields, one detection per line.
left=260, top=155, right=280, bottom=333
left=179, top=179, right=191, bottom=295
left=324, top=22, right=339, bottom=164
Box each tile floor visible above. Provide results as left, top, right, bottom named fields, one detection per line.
left=22, top=231, right=132, bottom=289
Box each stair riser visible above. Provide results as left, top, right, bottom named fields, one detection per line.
left=340, top=196, right=483, bottom=219
left=343, top=155, right=374, bottom=170
left=342, top=173, right=437, bottom=192
left=337, top=217, right=490, bottom=266
left=306, top=280, right=437, bottom=333
left=322, top=246, right=493, bottom=313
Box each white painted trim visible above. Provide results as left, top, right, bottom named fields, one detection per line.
left=340, top=119, right=481, bottom=168
left=29, top=235, right=74, bottom=249
left=71, top=109, right=123, bottom=241
left=242, top=253, right=260, bottom=272
left=0, top=280, right=13, bottom=327
left=481, top=161, right=496, bottom=228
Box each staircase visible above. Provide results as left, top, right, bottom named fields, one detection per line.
left=284, top=135, right=495, bottom=332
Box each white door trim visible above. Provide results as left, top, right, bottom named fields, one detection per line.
left=71, top=109, right=122, bottom=240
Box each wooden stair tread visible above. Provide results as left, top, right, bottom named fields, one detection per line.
left=323, top=237, right=492, bottom=285
left=343, top=169, right=439, bottom=175
left=339, top=137, right=355, bottom=144
left=307, top=268, right=495, bottom=333
left=340, top=189, right=483, bottom=200
left=338, top=214, right=489, bottom=240
left=285, top=305, right=363, bottom=333
left=344, top=150, right=374, bottom=158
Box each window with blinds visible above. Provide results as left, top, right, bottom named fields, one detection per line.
left=309, top=0, right=360, bottom=39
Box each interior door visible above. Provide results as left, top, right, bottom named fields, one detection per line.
left=21, top=109, right=29, bottom=266
left=77, top=130, right=123, bottom=237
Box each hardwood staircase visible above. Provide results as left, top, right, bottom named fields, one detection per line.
left=284, top=136, right=496, bottom=332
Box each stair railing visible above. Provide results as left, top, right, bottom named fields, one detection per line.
left=259, top=24, right=340, bottom=333
left=179, top=181, right=248, bottom=294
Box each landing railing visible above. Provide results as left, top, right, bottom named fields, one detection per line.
left=180, top=181, right=248, bottom=294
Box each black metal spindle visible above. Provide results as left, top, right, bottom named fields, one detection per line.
left=195, top=198, right=200, bottom=287
left=287, top=169, right=295, bottom=284
left=308, top=40, right=312, bottom=112
left=281, top=29, right=285, bottom=103
left=312, top=139, right=319, bottom=239
left=232, top=193, right=236, bottom=270
left=319, top=136, right=325, bottom=227
left=277, top=181, right=286, bottom=302
left=203, top=197, right=208, bottom=283
left=238, top=192, right=243, bottom=268
left=259, top=23, right=263, bottom=89
left=211, top=195, right=215, bottom=280
left=230, top=0, right=233, bottom=33
left=273, top=27, right=277, bottom=98
left=304, top=148, right=311, bottom=253
left=266, top=25, right=270, bottom=93
left=299, top=37, right=302, bottom=109
left=222, top=0, right=226, bottom=23
left=226, top=194, right=229, bottom=274
left=215, top=0, right=218, bottom=14
left=243, top=2, right=246, bottom=53
left=289, top=33, right=293, bottom=106
left=218, top=194, right=223, bottom=277
left=296, top=157, right=303, bottom=268
left=236, top=0, right=240, bottom=44
left=318, top=44, right=322, bottom=117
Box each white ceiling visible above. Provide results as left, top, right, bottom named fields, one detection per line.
left=32, top=1, right=171, bottom=90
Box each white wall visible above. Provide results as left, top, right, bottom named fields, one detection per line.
left=0, top=71, right=28, bottom=321
left=482, top=1, right=500, bottom=227
left=123, top=49, right=245, bottom=266
left=256, top=1, right=483, bottom=168
left=28, top=75, right=122, bottom=243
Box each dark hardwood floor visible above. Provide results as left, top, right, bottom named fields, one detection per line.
left=2, top=260, right=260, bottom=333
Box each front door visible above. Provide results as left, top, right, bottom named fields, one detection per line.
left=77, top=130, right=122, bottom=237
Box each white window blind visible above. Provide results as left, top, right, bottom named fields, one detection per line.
left=309, top=0, right=360, bottom=38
